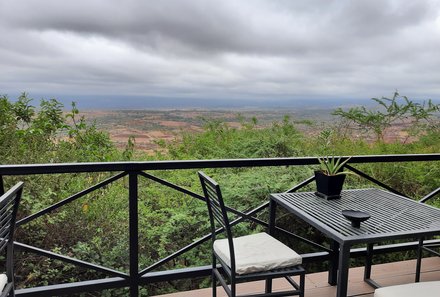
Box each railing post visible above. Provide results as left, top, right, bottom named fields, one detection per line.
left=129, top=172, right=139, bottom=297
left=0, top=175, right=4, bottom=195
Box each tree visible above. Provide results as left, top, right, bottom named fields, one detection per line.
left=0, top=93, right=116, bottom=164
left=332, top=91, right=440, bottom=142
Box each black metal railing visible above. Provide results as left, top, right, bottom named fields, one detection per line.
left=0, top=153, right=439, bottom=296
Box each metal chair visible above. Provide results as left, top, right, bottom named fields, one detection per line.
left=198, top=171, right=305, bottom=297
left=0, top=182, right=24, bottom=297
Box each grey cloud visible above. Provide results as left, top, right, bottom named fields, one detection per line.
left=2, top=1, right=436, bottom=57
left=0, top=0, right=439, bottom=103
left=333, top=1, right=433, bottom=37
left=8, top=0, right=423, bottom=56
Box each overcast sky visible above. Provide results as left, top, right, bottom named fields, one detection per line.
left=1, top=0, right=439, bottom=107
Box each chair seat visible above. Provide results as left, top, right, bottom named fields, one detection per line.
left=214, top=232, right=302, bottom=275
left=374, top=281, right=440, bottom=297
left=0, top=274, right=7, bottom=293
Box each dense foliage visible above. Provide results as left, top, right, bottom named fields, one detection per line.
left=0, top=93, right=118, bottom=164
left=0, top=93, right=439, bottom=296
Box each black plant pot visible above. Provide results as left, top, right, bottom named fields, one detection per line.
left=314, top=170, right=346, bottom=200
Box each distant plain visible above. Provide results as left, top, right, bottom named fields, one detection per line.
left=82, top=108, right=415, bottom=154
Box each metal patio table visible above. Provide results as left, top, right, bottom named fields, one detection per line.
left=269, top=188, right=440, bottom=297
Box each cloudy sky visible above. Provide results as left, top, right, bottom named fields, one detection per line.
left=1, top=0, right=439, bottom=107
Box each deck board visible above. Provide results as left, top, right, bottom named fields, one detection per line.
left=154, top=257, right=440, bottom=297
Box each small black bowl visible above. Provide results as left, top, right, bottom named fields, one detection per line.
left=342, top=210, right=370, bottom=228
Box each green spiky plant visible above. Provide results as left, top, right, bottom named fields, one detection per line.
left=317, top=156, right=353, bottom=176
left=316, top=129, right=355, bottom=176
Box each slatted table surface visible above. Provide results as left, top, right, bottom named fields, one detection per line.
left=270, top=188, right=440, bottom=297
left=272, top=188, right=440, bottom=243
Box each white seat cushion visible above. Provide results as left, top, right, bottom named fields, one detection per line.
left=374, top=281, right=440, bottom=297
left=213, top=232, right=302, bottom=275
left=0, top=274, right=7, bottom=293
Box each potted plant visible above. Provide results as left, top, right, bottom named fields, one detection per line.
left=315, top=156, right=353, bottom=199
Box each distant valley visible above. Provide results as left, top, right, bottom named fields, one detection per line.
left=82, top=108, right=334, bottom=153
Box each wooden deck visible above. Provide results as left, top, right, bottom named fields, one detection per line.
left=155, top=257, right=440, bottom=297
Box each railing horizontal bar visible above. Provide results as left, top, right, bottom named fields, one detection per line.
left=17, top=238, right=440, bottom=296
left=139, top=202, right=269, bottom=276
left=15, top=265, right=218, bottom=297
left=16, top=172, right=127, bottom=226
left=344, top=164, right=408, bottom=197
left=419, top=187, right=440, bottom=203
left=14, top=241, right=129, bottom=278
left=15, top=277, right=129, bottom=297
left=1, top=154, right=439, bottom=175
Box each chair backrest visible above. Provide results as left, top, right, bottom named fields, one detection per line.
left=0, top=182, right=24, bottom=289
left=198, top=172, right=236, bottom=270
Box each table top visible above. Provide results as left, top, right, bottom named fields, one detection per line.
left=270, top=188, right=440, bottom=244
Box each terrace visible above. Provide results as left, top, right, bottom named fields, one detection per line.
left=157, top=258, right=440, bottom=297
left=0, top=153, right=439, bottom=297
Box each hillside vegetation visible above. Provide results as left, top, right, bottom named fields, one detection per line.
left=0, top=92, right=439, bottom=296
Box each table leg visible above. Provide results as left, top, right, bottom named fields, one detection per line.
left=336, top=243, right=351, bottom=297
left=266, top=199, right=277, bottom=293
left=415, top=237, right=424, bottom=282
left=268, top=199, right=277, bottom=235
left=364, top=243, right=373, bottom=280
left=328, top=240, right=339, bottom=285
left=363, top=243, right=380, bottom=288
